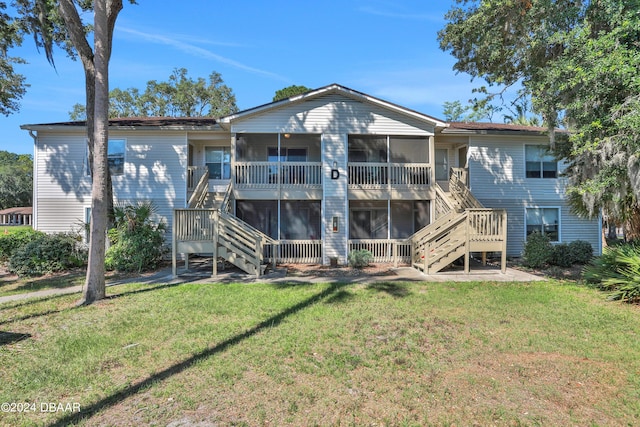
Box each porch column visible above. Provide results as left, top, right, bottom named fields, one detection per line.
left=428, top=136, right=435, bottom=186
left=230, top=133, right=236, bottom=192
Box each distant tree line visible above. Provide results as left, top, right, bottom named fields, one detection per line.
left=0, top=150, right=32, bottom=209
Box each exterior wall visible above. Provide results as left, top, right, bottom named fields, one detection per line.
left=231, top=93, right=435, bottom=264
left=34, top=132, right=92, bottom=234
left=465, top=134, right=601, bottom=256
left=34, top=130, right=188, bottom=241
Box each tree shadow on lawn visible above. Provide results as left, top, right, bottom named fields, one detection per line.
left=0, top=280, right=194, bottom=327
left=2, top=271, right=85, bottom=296
left=366, top=281, right=411, bottom=298
left=48, top=283, right=346, bottom=427
left=0, top=330, right=31, bottom=346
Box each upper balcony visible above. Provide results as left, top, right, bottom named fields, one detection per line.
left=347, top=162, right=431, bottom=189
left=234, top=161, right=323, bottom=189
left=187, top=133, right=434, bottom=195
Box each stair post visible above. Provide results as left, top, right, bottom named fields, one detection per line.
left=212, top=209, right=219, bottom=277
left=424, top=239, right=430, bottom=274
left=255, top=234, right=262, bottom=279
left=464, top=212, right=470, bottom=274
left=501, top=209, right=507, bottom=274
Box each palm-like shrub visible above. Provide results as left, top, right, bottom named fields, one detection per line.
left=105, top=202, right=167, bottom=272
left=583, top=243, right=640, bottom=303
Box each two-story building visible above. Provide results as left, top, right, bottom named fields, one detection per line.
left=22, top=84, right=602, bottom=277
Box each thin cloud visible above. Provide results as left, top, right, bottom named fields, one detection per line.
left=117, top=26, right=289, bottom=82
left=358, top=6, right=443, bottom=22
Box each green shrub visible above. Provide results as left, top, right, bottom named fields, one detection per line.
left=551, top=243, right=573, bottom=267
left=522, top=232, right=553, bottom=268
left=0, top=228, right=44, bottom=261
left=348, top=249, right=373, bottom=268
left=8, top=233, right=85, bottom=277
left=583, top=243, right=640, bottom=303
left=105, top=202, right=167, bottom=272
left=568, top=240, right=593, bottom=264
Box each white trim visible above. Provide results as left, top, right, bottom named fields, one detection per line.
left=524, top=143, right=558, bottom=180
left=524, top=206, right=562, bottom=243
left=32, top=133, right=38, bottom=230
left=343, top=133, right=349, bottom=263
left=85, top=138, right=127, bottom=178
left=219, top=84, right=447, bottom=129
left=321, top=133, right=326, bottom=264
left=204, top=146, right=231, bottom=180
left=597, top=211, right=603, bottom=255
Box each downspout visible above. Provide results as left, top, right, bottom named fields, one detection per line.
left=28, top=130, right=38, bottom=229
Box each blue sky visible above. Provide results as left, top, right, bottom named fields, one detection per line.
left=1, top=0, right=492, bottom=155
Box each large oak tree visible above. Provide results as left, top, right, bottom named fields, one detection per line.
left=439, top=0, right=640, bottom=235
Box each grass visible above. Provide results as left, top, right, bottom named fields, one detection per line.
left=1, top=279, right=639, bottom=426
left=0, top=270, right=86, bottom=297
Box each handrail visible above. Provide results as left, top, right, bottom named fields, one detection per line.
left=434, top=182, right=455, bottom=218
left=220, top=181, right=233, bottom=213
left=413, top=211, right=467, bottom=248
left=187, top=166, right=209, bottom=190
left=450, top=167, right=469, bottom=186
left=218, top=210, right=278, bottom=245
left=187, top=168, right=209, bottom=208
left=449, top=171, right=483, bottom=209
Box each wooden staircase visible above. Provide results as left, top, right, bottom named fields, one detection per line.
left=408, top=169, right=507, bottom=274
left=174, top=175, right=277, bottom=278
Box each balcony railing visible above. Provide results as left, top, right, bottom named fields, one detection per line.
left=235, top=161, right=323, bottom=189
left=348, top=163, right=431, bottom=189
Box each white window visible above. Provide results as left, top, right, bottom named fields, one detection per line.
left=435, top=148, right=449, bottom=181
left=85, top=139, right=126, bottom=176
left=526, top=207, right=560, bottom=242
left=205, top=147, right=231, bottom=179
left=526, top=145, right=557, bottom=178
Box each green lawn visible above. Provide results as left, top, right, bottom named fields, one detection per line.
left=1, top=279, right=639, bottom=426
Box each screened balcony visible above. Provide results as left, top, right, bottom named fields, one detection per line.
left=347, top=135, right=431, bottom=190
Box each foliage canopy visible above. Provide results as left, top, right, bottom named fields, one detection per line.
left=439, top=0, right=640, bottom=230
left=273, top=85, right=311, bottom=102
left=70, top=68, right=238, bottom=119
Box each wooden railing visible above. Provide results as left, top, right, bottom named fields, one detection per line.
left=467, top=209, right=508, bottom=248
left=349, top=239, right=411, bottom=264
left=187, top=166, right=209, bottom=191
left=434, top=183, right=454, bottom=219
left=234, top=162, right=322, bottom=188
left=220, top=181, right=233, bottom=213
left=173, top=208, right=278, bottom=277
left=450, top=167, right=469, bottom=186
left=348, top=163, right=430, bottom=188
left=390, top=163, right=431, bottom=186
left=187, top=169, right=209, bottom=208
left=407, top=207, right=507, bottom=274
left=273, top=240, right=323, bottom=264
left=450, top=170, right=483, bottom=210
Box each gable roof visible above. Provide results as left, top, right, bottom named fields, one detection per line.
left=218, top=83, right=448, bottom=129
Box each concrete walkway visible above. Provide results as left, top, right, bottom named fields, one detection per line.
left=0, top=262, right=543, bottom=305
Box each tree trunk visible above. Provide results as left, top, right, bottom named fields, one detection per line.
left=76, top=0, right=122, bottom=304
left=81, top=0, right=110, bottom=304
